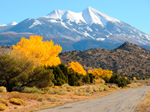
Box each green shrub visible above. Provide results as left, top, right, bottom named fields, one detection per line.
left=46, top=66, right=67, bottom=86
left=37, top=97, right=44, bottom=102
left=47, top=98, right=58, bottom=102
left=109, top=73, right=131, bottom=88
left=99, top=86, right=104, bottom=92
left=74, top=90, right=79, bottom=95
left=111, top=85, right=118, bottom=89
left=61, top=84, right=73, bottom=91
left=59, top=64, right=69, bottom=81
left=92, top=85, right=99, bottom=92
left=98, top=84, right=109, bottom=91
left=0, top=86, right=7, bottom=93
left=49, top=88, right=67, bottom=95
left=82, top=75, right=90, bottom=84
left=103, top=85, right=109, bottom=91
left=0, top=55, right=55, bottom=91
left=89, top=73, right=95, bottom=83
left=22, top=86, right=43, bottom=94
left=0, top=54, right=34, bottom=91
left=86, top=86, right=93, bottom=93
left=27, top=66, right=54, bottom=88
left=68, top=72, right=81, bottom=86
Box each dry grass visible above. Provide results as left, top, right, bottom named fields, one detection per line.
left=133, top=79, right=150, bottom=86
left=0, top=92, right=38, bottom=101
left=0, top=103, right=6, bottom=111
left=9, top=98, right=24, bottom=105
left=0, top=82, right=142, bottom=112
left=135, top=90, right=150, bottom=112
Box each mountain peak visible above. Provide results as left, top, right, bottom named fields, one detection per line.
left=3, top=7, right=150, bottom=46
left=42, top=7, right=120, bottom=26
left=82, top=7, right=120, bottom=26
left=116, top=41, right=141, bottom=51
left=86, top=6, right=94, bottom=10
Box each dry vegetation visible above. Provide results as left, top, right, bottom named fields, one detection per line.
left=135, top=89, right=150, bottom=112
left=59, top=42, right=150, bottom=79
left=0, top=39, right=149, bottom=112
left=0, top=82, right=143, bottom=112
left=0, top=46, right=12, bottom=55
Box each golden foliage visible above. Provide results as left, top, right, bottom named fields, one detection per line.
left=88, top=70, right=93, bottom=74
left=133, top=77, right=137, bottom=80
left=11, top=35, right=62, bottom=66
left=125, top=77, right=128, bottom=80
left=90, top=68, right=113, bottom=79
left=68, top=62, right=86, bottom=75
left=9, top=98, right=24, bottom=105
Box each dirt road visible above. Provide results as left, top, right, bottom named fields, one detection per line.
left=36, top=86, right=150, bottom=112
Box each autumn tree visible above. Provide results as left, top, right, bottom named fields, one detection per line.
left=68, top=62, right=86, bottom=75
left=11, top=35, right=62, bottom=67
left=89, top=68, right=113, bottom=79
left=133, top=77, right=137, bottom=80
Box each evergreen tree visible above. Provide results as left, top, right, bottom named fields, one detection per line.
left=46, top=66, right=67, bottom=86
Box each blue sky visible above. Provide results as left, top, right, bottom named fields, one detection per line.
left=0, top=0, right=150, bottom=35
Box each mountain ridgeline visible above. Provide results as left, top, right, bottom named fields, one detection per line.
left=59, top=42, right=150, bottom=79
left=0, top=7, right=150, bottom=50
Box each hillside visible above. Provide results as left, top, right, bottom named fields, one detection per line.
left=1, top=41, right=150, bottom=79
left=59, top=42, right=150, bottom=79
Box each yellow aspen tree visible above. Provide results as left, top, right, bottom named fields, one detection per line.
left=89, top=68, right=113, bottom=79
left=68, top=61, right=87, bottom=75
left=92, top=68, right=103, bottom=78
left=88, top=70, right=93, bottom=74
left=133, top=77, right=137, bottom=80
left=125, top=77, right=128, bottom=80
left=11, top=35, right=62, bottom=67
left=102, top=70, right=113, bottom=79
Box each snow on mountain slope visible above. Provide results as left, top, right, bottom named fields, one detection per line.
left=82, top=7, right=120, bottom=26
left=44, top=10, right=85, bottom=24
left=43, top=7, right=120, bottom=27
left=29, top=20, right=44, bottom=28
left=0, top=22, right=17, bottom=27
left=3, top=7, right=150, bottom=45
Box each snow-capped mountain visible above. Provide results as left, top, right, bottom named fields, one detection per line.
left=3, top=7, right=150, bottom=45
left=0, top=22, right=17, bottom=33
